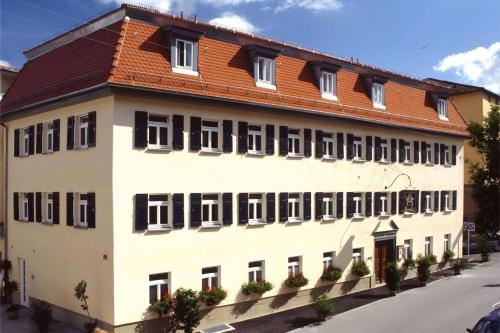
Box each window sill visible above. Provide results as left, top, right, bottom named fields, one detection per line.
left=248, top=219, right=266, bottom=225
left=201, top=223, right=222, bottom=229
left=322, top=215, right=336, bottom=221
left=438, top=115, right=449, bottom=121
left=287, top=153, right=304, bottom=159
left=353, top=158, right=365, bottom=163
left=425, top=162, right=434, bottom=167
left=19, top=219, right=29, bottom=223
left=172, top=67, right=199, bottom=77
left=425, top=210, right=433, bottom=215
left=147, top=145, right=172, bottom=152
left=18, top=154, right=29, bottom=158
left=200, top=148, right=223, bottom=154
left=444, top=209, right=453, bottom=214
left=322, top=155, right=336, bottom=161
left=246, top=151, right=266, bottom=157
left=373, top=103, right=386, bottom=110
left=321, top=93, right=338, bottom=101
left=256, top=81, right=276, bottom=90
left=287, top=218, right=303, bottom=224
left=41, top=221, right=54, bottom=225
left=403, top=211, right=415, bottom=216
left=444, top=163, right=452, bottom=168
left=42, top=151, right=54, bottom=155
left=148, top=225, right=171, bottom=232
left=403, top=161, right=413, bottom=165
left=378, top=159, right=390, bottom=164
left=73, top=225, right=88, bottom=230
left=352, top=214, right=364, bottom=220
left=378, top=213, right=391, bottom=218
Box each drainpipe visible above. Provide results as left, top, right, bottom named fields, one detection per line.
left=1, top=123, right=8, bottom=260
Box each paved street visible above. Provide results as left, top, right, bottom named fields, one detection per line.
left=292, top=252, right=500, bottom=333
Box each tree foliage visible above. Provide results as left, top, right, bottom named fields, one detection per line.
left=467, top=105, right=499, bottom=236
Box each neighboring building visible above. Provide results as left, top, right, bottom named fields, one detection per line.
left=0, top=5, right=467, bottom=332
left=426, top=78, right=499, bottom=223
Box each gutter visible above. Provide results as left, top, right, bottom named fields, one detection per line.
left=1, top=123, right=7, bottom=260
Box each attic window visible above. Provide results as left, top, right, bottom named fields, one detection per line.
left=372, top=82, right=385, bottom=109
left=437, top=98, right=448, bottom=120
left=176, top=40, right=193, bottom=70
left=163, top=25, right=203, bottom=77
left=244, top=45, right=281, bottom=90
left=321, top=71, right=337, bottom=100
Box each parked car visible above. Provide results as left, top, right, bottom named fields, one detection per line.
left=463, top=237, right=500, bottom=254
left=467, top=303, right=500, bottom=333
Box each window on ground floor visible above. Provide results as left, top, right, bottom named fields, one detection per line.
left=149, top=272, right=170, bottom=304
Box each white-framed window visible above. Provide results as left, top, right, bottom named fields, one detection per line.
left=380, top=141, right=388, bottom=162
left=76, top=193, right=88, bottom=227
left=352, top=248, right=363, bottom=263
left=322, top=133, right=335, bottom=158
left=148, top=115, right=169, bottom=149
left=323, top=251, right=334, bottom=271
left=21, top=128, right=30, bottom=156
left=149, top=272, right=170, bottom=304
left=372, top=82, right=385, bottom=108
left=248, top=193, right=264, bottom=224
left=202, top=194, right=220, bottom=226
left=45, top=122, right=54, bottom=153
left=201, top=266, right=220, bottom=290
left=403, top=239, right=412, bottom=259
left=444, top=191, right=452, bottom=211
left=437, top=98, right=448, bottom=120
left=248, top=261, right=264, bottom=282
left=257, top=57, right=273, bottom=85
left=353, top=138, right=363, bottom=160
left=320, top=71, right=336, bottom=99
left=425, top=192, right=433, bottom=213
left=288, top=256, right=301, bottom=277
left=426, top=144, right=432, bottom=164
left=176, top=39, right=194, bottom=70
left=322, top=193, right=336, bottom=219
left=77, top=115, right=89, bottom=149
left=148, top=194, right=169, bottom=230
left=43, top=193, right=53, bottom=223
left=443, top=146, right=450, bottom=165
left=404, top=142, right=412, bottom=163
left=20, top=193, right=29, bottom=221
left=379, top=193, right=389, bottom=216
left=353, top=193, right=364, bottom=218
left=201, top=120, right=220, bottom=151
left=288, top=129, right=301, bottom=156
left=444, top=234, right=451, bottom=252
left=288, top=193, right=302, bottom=222
left=248, top=125, right=263, bottom=154
left=425, top=236, right=433, bottom=256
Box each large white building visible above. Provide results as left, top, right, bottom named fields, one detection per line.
left=0, top=5, right=467, bottom=332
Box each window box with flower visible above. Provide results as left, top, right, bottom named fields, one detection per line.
left=149, top=292, right=174, bottom=317
left=320, top=266, right=343, bottom=282
left=198, top=287, right=227, bottom=306
left=284, top=273, right=309, bottom=288
left=351, top=261, right=370, bottom=277
left=241, top=280, right=273, bottom=296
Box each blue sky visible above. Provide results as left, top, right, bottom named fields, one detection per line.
left=1, top=0, right=499, bottom=92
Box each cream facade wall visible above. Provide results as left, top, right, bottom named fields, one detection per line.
left=5, top=96, right=116, bottom=325
left=112, top=95, right=464, bottom=326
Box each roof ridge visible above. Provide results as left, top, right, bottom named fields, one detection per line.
left=108, top=17, right=130, bottom=81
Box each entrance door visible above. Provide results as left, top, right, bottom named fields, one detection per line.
left=19, top=259, right=29, bottom=307
left=374, top=240, right=393, bottom=284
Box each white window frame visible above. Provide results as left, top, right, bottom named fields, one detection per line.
left=353, top=194, right=364, bottom=218
left=248, top=193, right=265, bottom=224
left=403, top=239, right=412, bottom=259
left=380, top=141, right=388, bottom=162
left=20, top=193, right=29, bottom=221
left=287, top=193, right=302, bottom=222
left=288, top=129, right=301, bottom=156
left=322, top=134, right=335, bottom=159
left=44, top=122, right=54, bottom=154
left=175, top=39, right=194, bottom=70
left=147, top=115, right=170, bottom=150
left=323, top=252, right=333, bottom=271
left=75, top=193, right=88, bottom=228
left=404, top=143, right=412, bottom=164
left=248, top=261, right=264, bottom=282
left=288, top=256, right=301, bottom=277
left=320, top=71, right=337, bottom=100
left=426, top=144, right=432, bottom=165
left=201, top=266, right=220, bottom=290
left=256, top=56, right=275, bottom=89
left=372, top=82, right=385, bottom=109
left=201, top=120, right=221, bottom=152
left=425, top=236, right=433, bottom=256
left=149, top=273, right=170, bottom=304
left=353, top=139, right=363, bottom=161
left=425, top=193, right=433, bottom=214
left=77, top=115, right=89, bottom=149
left=443, top=146, right=451, bottom=166
left=444, top=234, right=451, bottom=252
left=444, top=191, right=452, bottom=212
left=380, top=193, right=389, bottom=216
left=21, top=128, right=29, bottom=157
left=322, top=193, right=336, bottom=220
left=43, top=193, right=53, bottom=224
left=148, top=195, right=170, bottom=230
left=438, top=98, right=448, bottom=120
left=202, top=194, right=221, bottom=227
left=247, top=125, right=263, bottom=154
left=352, top=248, right=363, bottom=263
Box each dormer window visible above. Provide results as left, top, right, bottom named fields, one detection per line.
left=372, top=82, right=385, bottom=108
left=164, top=26, right=203, bottom=77
left=320, top=71, right=337, bottom=100
left=437, top=98, right=448, bottom=120
left=245, top=45, right=281, bottom=90
left=176, top=39, right=193, bottom=70
left=257, top=57, right=274, bottom=88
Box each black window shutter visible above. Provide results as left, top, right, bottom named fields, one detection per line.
left=36, top=123, right=43, bottom=154
left=266, top=193, right=275, bottom=222
left=374, top=137, right=381, bottom=161
left=14, top=129, right=20, bottom=157
left=279, top=193, right=288, bottom=222
left=303, top=129, right=312, bottom=157
left=303, top=192, right=311, bottom=220
left=134, top=111, right=148, bottom=149
left=53, top=192, right=60, bottom=224
left=346, top=134, right=354, bottom=160
left=391, top=192, right=397, bottom=215
left=346, top=192, right=354, bottom=218
left=134, top=194, right=148, bottom=231
left=27, top=192, right=34, bottom=222
left=374, top=192, right=381, bottom=216
left=172, top=115, right=184, bottom=150
left=421, top=141, right=427, bottom=164
left=398, top=139, right=405, bottom=163
left=28, top=126, right=35, bottom=155
left=414, top=191, right=419, bottom=213
left=440, top=191, right=446, bottom=211
left=399, top=191, right=405, bottom=214
left=190, top=117, right=201, bottom=151
left=238, top=193, right=248, bottom=225
left=414, top=141, right=419, bottom=163
left=440, top=144, right=446, bottom=165
left=365, top=192, right=372, bottom=217
left=88, top=111, right=96, bottom=148
left=279, top=126, right=288, bottom=156
left=266, top=125, right=274, bottom=155
left=67, top=116, right=75, bottom=150
left=434, top=191, right=439, bottom=212
left=36, top=192, right=42, bottom=222
left=336, top=192, right=343, bottom=218
left=222, top=193, right=233, bottom=225
left=238, top=122, right=248, bottom=154
left=420, top=191, right=426, bottom=213
left=315, top=131, right=323, bottom=158
left=390, top=138, right=397, bottom=162
left=315, top=192, right=323, bottom=220
left=190, top=193, right=202, bottom=227
left=66, top=193, right=74, bottom=226
left=87, top=192, right=96, bottom=228
left=452, top=145, right=457, bottom=165
left=13, top=192, right=19, bottom=220
left=452, top=190, right=457, bottom=210
left=337, top=133, right=344, bottom=159
left=366, top=136, right=372, bottom=161
left=434, top=143, right=439, bottom=164
left=223, top=120, right=233, bottom=153
left=53, top=119, right=60, bottom=152
left=172, top=193, right=184, bottom=229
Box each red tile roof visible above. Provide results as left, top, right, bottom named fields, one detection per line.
left=1, top=5, right=468, bottom=137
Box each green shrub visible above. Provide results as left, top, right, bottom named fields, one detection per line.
left=453, top=258, right=468, bottom=270
left=416, top=255, right=432, bottom=284
left=402, top=258, right=416, bottom=269
left=149, top=292, right=174, bottom=317
left=351, top=261, right=370, bottom=277
left=442, top=250, right=455, bottom=262
left=321, top=266, right=343, bottom=281
left=174, top=288, right=201, bottom=333
left=241, top=280, right=273, bottom=295
left=285, top=273, right=309, bottom=288
left=427, top=254, right=437, bottom=264
left=198, top=287, right=227, bottom=306
left=384, top=262, right=402, bottom=294
left=30, top=301, right=52, bottom=333
left=311, top=294, right=335, bottom=320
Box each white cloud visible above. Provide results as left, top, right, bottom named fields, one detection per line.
left=275, top=0, right=343, bottom=13
left=209, top=11, right=259, bottom=33
left=433, top=42, right=500, bottom=94
left=0, top=59, right=12, bottom=67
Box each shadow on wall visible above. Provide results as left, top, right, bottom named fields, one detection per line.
left=134, top=309, right=176, bottom=333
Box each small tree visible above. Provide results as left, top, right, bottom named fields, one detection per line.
left=174, top=288, right=201, bottom=333
left=311, top=294, right=336, bottom=321
left=74, top=280, right=96, bottom=332
left=384, top=262, right=402, bottom=295
left=416, top=255, right=432, bottom=285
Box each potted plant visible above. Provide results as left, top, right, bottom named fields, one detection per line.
left=416, top=255, right=432, bottom=286
left=241, top=280, right=273, bottom=296
left=475, top=234, right=491, bottom=262
left=427, top=254, right=438, bottom=265
left=284, top=273, right=309, bottom=288
left=149, top=292, right=174, bottom=317
left=6, top=304, right=21, bottom=320
left=74, top=280, right=98, bottom=332
left=351, top=261, right=370, bottom=277
left=442, top=250, right=455, bottom=263
left=198, top=287, right=227, bottom=306
left=453, top=258, right=468, bottom=275
left=30, top=300, right=52, bottom=333
left=311, top=294, right=335, bottom=321
left=320, top=266, right=343, bottom=282
left=174, top=288, right=201, bottom=333
left=384, top=262, right=402, bottom=296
